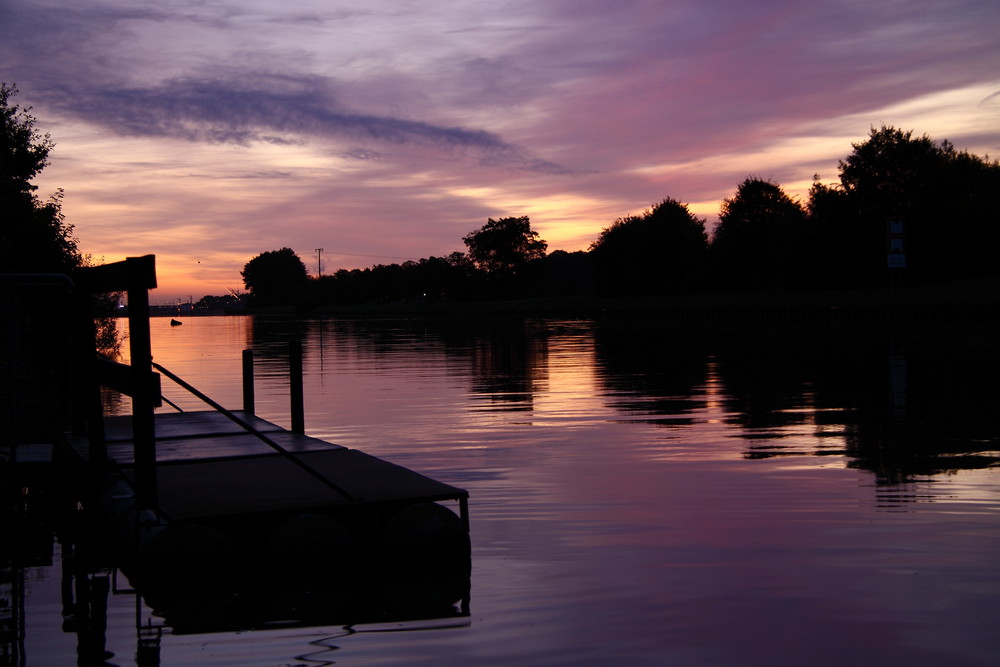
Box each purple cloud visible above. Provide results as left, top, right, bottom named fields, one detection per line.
left=2, top=0, right=998, bottom=299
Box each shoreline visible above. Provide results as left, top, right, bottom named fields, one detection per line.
left=157, top=277, right=1000, bottom=325
left=313, top=277, right=1000, bottom=324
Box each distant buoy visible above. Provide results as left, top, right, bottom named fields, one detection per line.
left=170, top=319, right=182, bottom=326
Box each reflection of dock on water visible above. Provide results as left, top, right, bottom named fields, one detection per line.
left=56, top=254, right=470, bottom=645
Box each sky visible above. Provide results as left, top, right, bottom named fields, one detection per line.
left=3, top=0, right=999, bottom=303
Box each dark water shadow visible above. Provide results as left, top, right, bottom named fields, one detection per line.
left=590, top=317, right=1000, bottom=486
left=124, top=503, right=472, bottom=636
left=1, top=484, right=470, bottom=667
left=592, top=318, right=710, bottom=424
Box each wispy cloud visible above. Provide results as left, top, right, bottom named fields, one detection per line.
left=36, top=74, right=568, bottom=172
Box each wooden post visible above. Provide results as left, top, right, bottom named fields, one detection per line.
left=242, top=349, right=255, bottom=415
left=72, top=255, right=158, bottom=503
left=123, top=256, right=159, bottom=511
left=289, top=339, right=304, bottom=434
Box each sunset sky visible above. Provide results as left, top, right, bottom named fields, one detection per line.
left=3, top=0, right=999, bottom=302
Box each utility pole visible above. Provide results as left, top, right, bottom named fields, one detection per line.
left=315, top=248, right=324, bottom=277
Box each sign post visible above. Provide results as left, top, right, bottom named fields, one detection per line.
left=887, top=218, right=905, bottom=268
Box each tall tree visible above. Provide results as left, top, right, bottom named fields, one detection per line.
left=711, top=178, right=806, bottom=289
left=590, top=198, right=708, bottom=295
left=1, top=84, right=97, bottom=443
left=463, top=216, right=547, bottom=274
left=463, top=216, right=547, bottom=297
left=812, top=126, right=1000, bottom=285
left=241, top=247, right=309, bottom=306
left=806, top=177, right=858, bottom=287
left=0, top=83, right=79, bottom=273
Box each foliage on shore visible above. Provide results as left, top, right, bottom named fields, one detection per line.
left=239, top=126, right=1000, bottom=312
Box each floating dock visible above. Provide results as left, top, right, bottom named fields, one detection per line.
left=92, top=410, right=468, bottom=524
left=64, top=408, right=471, bottom=631
left=54, top=255, right=470, bottom=631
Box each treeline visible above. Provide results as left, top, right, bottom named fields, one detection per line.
left=240, top=126, right=1000, bottom=308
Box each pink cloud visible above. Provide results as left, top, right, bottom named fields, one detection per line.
left=5, top=0, right=999, bottom=300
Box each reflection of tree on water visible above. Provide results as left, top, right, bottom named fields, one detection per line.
left=592, top=319, right=709, bottom=425
left=99, top=385, right=127, bottom=417
left=398, top=317, right=547, bottom=411
left=840, top=335, right=1000, bottom=485
left=711, top=325, right=1000, bottom=483
left=242, top=315, right=998, bottom=495
left=278, top=316, right=550, bottom=414
left=247, top=315, right=310, bottom=362
left=591, top=319, right=1000, bottom=493
left=464, top=319, right=546, bottom=412
left=710, top=330, right=818, bottom=435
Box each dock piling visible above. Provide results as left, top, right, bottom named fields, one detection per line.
left=289, top=340, right=304, bottom=434
left=242, top=349, right=255, bottom=415
left=129, top=278, right=158, bottom=510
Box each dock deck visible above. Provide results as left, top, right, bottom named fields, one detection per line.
left=80, top=410, right=469, bottom=524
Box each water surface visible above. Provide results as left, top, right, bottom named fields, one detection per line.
left=12, top=315, right=1000, bottom=665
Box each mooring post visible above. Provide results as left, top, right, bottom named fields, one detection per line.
left=289, top=339, right=304, bottom=434
left=127, top=256, right=159, bottom=511
left=242, top=349, right=255, bottom=415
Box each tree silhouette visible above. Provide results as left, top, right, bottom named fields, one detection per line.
left=224, top=126, right=998, bottom=310
left=712, top=177, right=806, bottom=289
left=808, top=174, right=870, bottom=288
left=0, top=83, right=79, bottom=273
left=463, top=216, right=547, bottom=274
left=542, top=250, right=593, bottom=296
left=811, top=126, right=1000, bottom=286
left=463, top=216, right=547, bottom=297
left=241, top=247, right=308, bottom=307
left=589, top=198, right=707, bottom=295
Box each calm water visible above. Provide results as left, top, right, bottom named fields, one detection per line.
left=12, top=315, right=1000, bottom=665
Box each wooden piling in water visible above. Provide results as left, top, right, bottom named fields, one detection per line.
left=242, top=349, right=255, bottom=415
left=127, top=262, right=158, bottom=511
left=289, top=340, right=304, bottom=434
